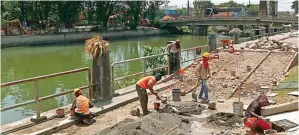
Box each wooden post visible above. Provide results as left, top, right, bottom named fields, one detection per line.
left=92, top=53, right=112, bottom=100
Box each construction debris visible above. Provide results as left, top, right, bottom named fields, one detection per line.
left=161, top=102, right=206, bottom=116
left=97, top=113, right=192, bottom=135
left=130, top=108, right=140, bottom=116
left=208, top=101, right=216, bottom=110
left=207, top=112, right=242, bottom=127
left=245, top=37, right=298, bottom=52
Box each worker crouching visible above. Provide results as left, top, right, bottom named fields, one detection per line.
left=244, top=93, right=271, bottom=135
left=71, top=88, right=96, bottom=125
left=136, top=73, right=162, bottom=115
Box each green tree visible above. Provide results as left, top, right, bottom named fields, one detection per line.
left=218, top=1, right=244, bottom=8
left=246, top=4, right=259, bottom=16
left=291, top=0, right=298, bottom=14
left=193, top=0, right=214, bottom=17
left=126, top=1, right=147, bottom=30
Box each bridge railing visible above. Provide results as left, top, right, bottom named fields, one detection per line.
left=0, top=67, right=94, bottom=120
left=161, top=16, right=298, bottom=23
left=110, top=45, right=210, bottom=91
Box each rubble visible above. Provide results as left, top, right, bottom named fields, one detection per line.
left=208, top=101, right=216, bottom=110
left=130, top=108, right=140, bottom=116
left=161, top=102, right=206, bottom=116
left=245, top=37, right=296, bottom=52
left=97, top=113, right=192, bottom=135
left=207, top=112, right=242, bottom=127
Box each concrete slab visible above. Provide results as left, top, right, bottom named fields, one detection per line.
left=288, top=91, right=299, bottom=96
left=262, top=101, right=298, bottom=116
left=266, top=111, right=299, bottom=135
left=25, top=80, right=178, bottom=135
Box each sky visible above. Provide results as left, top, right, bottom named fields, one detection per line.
left=168, top=0, right=294, bottom=11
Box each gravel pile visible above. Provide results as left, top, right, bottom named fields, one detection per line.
left=207, top=112, right=242, bottom=128
left=96, top=113, right=192, bottom=135
left=161, top=102, right=206, bottom=116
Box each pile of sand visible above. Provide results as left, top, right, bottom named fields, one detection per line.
left=207, top=112, right=242, bottom=127
left=160, top=102, right=206, bottom=116
left=96, top=113, right=191, bottom=135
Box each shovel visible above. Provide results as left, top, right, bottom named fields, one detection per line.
left=192, top=78, right=201, bottom=102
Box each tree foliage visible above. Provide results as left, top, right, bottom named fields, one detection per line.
left=1, top=1, right=165, bottom=31
left=142, top=46, right=167, bottom=76
left=292, top=0, right=298, bottom=14
left=218, top=1, right=245, bottom=8
left=193, top=0, right=214, bottom=17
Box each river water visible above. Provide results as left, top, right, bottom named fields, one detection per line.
left=1, top=34, right=229, bottom=124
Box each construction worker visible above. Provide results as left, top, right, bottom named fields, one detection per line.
left=136, top=73, right=162, bottom=115
left=195, top=52, right=212, bottom=102
left=244, top=93, right=271, bottom=135
left=165, top=39, right=182, bottom=76
left=70, top=88, right=96, bottom=125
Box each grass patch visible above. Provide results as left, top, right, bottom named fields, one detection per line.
left=283, top=65, right=298, bottom=82
left=272, top=88, right=298, bottom=104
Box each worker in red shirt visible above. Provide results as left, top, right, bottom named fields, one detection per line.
left=136, top=73, right=162, bottom=115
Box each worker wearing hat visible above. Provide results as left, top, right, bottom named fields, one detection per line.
left=136, top=73, right=162, bottom=115
left=70, top=88, right=95, bottom=125
left=195, top=52, right=212, bottom=102
left=165, top=39, right=182, bottom=76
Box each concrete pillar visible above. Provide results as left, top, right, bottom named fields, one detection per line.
left=92, top=53, right=113, bottom=100
left=195, top=25, right=208, bottom=36
left=233, top=32, right=240, bottom=44
left=260, top=29, right=266, bottom=37
left=249, top=30, right=255, bottom=40
left=283, top=26, right=288, bottom=33
left=208, top=35, right=217, bottom=52
left=269, top=27, right=274, bottom=36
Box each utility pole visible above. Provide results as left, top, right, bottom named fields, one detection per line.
left=187, top=0, right=189, bottom=16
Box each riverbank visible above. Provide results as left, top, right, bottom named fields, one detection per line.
left=1, top=32, right=297, bottom=134
left=1, top=29, right=166, bottom=48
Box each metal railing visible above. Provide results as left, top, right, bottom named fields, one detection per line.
left=161, top=16, right=298, bottom=23
left=110, top=45, right=210, bottom=91
left=0, top=67, right=94, bottom=120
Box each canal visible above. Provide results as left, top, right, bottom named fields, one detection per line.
left=1, top=34, right=229, bottom=124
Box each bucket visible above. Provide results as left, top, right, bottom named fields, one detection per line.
left=154, top=102, right=160, bottom=110
left=172, top=88, right=181, bottom=101
left=56, top=109, right=65, bottom=118
left=232, top=102, right=244, bottom=117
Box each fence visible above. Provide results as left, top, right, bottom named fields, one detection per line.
left=110, top=45, right=210, bottom=91
left=0, top=67, right=94, bottom=120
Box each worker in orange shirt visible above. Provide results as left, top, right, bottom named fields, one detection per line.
left=70, top=88, right=96, bottom=125
left=136, top=73, right=162, bottom=115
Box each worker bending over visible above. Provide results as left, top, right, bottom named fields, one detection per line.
left=195, top=52, right=212, bottom=102
left=71, top=88, right=96, bottom=125
left=165, top=39, right=182, bottom=75
left=136, top=73, right=162, bottom=115
left=244, top=93, right=271, bottom=135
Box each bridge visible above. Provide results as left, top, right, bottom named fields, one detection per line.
left=160, top=16, right=298, bottom=35
left=160, top=17, right=298, bottom=27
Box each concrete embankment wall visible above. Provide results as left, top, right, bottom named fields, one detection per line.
left=1, top=29, right=165, bottom=48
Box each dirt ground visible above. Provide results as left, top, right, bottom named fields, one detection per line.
left=239, top=52, right=295, bottom=101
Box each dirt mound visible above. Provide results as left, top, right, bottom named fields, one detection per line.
left=161, top=102, right=206, bottom=116
left=207, top=112, right=242, bottom=127
left=96, top=113, right=191, bottom=135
